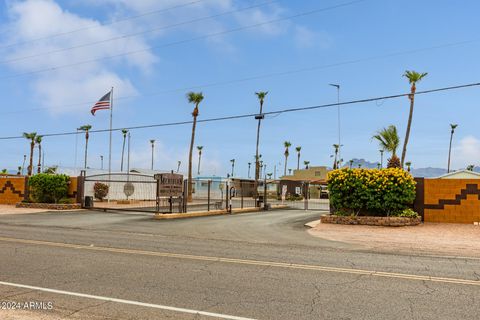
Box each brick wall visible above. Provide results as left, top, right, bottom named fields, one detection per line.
left=0, top=176, right=26, bottom=204
left=423, top=179, right=480, bottom=224
left=0, top=176, right=80, bottom=205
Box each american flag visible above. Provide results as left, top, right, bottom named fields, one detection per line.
left=91, top=91, right=111, bottom=115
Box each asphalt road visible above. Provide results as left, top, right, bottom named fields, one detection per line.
left=0, top=209, right=479, bottom=319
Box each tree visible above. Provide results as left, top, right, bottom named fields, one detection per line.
left=177, top=161, right=181, bottom=173
left=186, top=91, right=204, bottom=202
left=467, top=164, right=475, bottom=171
left=401, top=70, right=428, bottom=167
left=197, top=146, right=203, bottom=175
left=332, top=144, right=340, bottom=169
left=295, top=146, right=302, bottom=170
left=304, top=160, right=310, bottom=169
left=35, top=135, right=43, bottom=174
left=254, top=91, right=268, bottom=187
left=373, top=125, right=401, bottom=168
left=120, top=129, right=128, bottom=172
left=247, top=162, right=251, bottom=178
left=349, top=159, right=354, bottom=168
left=447, top=124, right=458, bottom=173
left=283, top=141, right=291, bottom=175
left=78, top=125, right=92, bottom=169
left=405, top=161, right=412, bottom=172
left=23, top=132, right=37, bottom=176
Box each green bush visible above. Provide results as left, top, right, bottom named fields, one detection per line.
left=391, top=208, right=419, bottom=218
left=94, top=182, right=109, bottom=201
left=28, top=173, right=70, bottom=204
left=58, top=198, right=74, bottom=204
left=328, top=168, right=416, bottom=216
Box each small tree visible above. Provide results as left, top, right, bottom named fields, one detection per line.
left=94, top=182, right=109, bottom=201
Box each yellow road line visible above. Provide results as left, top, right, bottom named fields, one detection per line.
left=0, top=236, right=479, bottom=287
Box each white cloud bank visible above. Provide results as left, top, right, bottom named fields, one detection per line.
left=452, top=135, right=480, bottom=169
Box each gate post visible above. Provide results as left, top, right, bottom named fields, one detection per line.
left=304, top=182, right=309, bottom=211
left=207, top=180, right=211, bottom=212
left=263, top=179, right=268, bottom=211
left=225, top=180, right=229, bottom=212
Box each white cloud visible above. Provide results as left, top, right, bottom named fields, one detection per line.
left=130, top=139, right=223, bottom=175
left=2, top=0, right=156, bottom=114
left=294, top=25, right=332, bottom=49
left=452, top=135, right=480, bottom=169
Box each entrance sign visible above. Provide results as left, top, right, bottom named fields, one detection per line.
left=155, top=173, right=183, bottom=197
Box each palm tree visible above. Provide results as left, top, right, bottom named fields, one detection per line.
left=405, top=161, right=412, bottom=172
left=373, top=125, right=401, bottom=168
left=247, top=162, right=251, bottom=178
left=78, top=125, right=92, bottom=169
left=447, top=124, right=458, bottom=173
left=283, top=141, right=291, bottom=175
left=254, top=91, right=267, bottom=186
left=401, top=70, right=428, bottom=167
left=35, top=135, right=43, bottom=174
left=177, top=161, right=181, bottom=173
left=295, top=146, right=301, bottom=170
left=23, top=132, right=37, bottom=176
left=304, top=160, right=310, bottom=169
left=120, top=129, right=128, bottom=172
left=467, top=164, right=475, bottom=171
left=349, top=159, right=354, bottom=168
left=196, top=146, right=203, bottom=175
left=332, top=144, right=340, bottom=169
left=186, top=91, right=204, bottom=202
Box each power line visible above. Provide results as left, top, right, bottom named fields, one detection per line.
left=0, top=37, right=476, bottom=116
left=0, top=0, right=366, bottom=78
left=1, top=81, right=478, bottom=140
left=1, top=0, right=279, bottom=65
left=0, top=0, right=205, bottom=50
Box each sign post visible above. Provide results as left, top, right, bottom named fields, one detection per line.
left=154, top=172, right=183, bottom=213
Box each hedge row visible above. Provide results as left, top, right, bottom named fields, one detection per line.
left=327, top=168, right=416, bottom=216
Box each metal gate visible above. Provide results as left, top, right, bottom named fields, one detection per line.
left=81, top=172, right=183, bottom=213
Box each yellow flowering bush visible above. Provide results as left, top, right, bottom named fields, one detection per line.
left=327, top=168, right=416, bottom=216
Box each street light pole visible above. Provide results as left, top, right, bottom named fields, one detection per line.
left=150, top=139, right=155, bottom=170
left=329, top=84, right=341, bottom=161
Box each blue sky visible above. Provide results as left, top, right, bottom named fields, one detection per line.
left=1, top=0, right=479, bottom=177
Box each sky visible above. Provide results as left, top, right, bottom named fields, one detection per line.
left=0, top=0, right=480, bottom=177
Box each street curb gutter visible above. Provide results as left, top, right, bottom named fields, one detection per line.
left=304, top=220, right=320, bottom=228
left=153, top=205, right=289, bottom=220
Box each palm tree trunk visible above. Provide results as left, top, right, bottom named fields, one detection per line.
left=187, top=111, right=198, bottom=202
left=297, top=153, right=300, bottom=170
left=84, top=133, right=89, bottom=169
left=254, top=101, right=263, bottom=183
left=401, top=85, right=416, bottom=167
left=37, top=143, right=42, bottom=174
left=197, top=152, right=201, bottom=175
left=28, top=141, right=34, bottom=176
left=284, top=155, right=288, bottom=176
left=333, top=150, right=338, bottom=169
left=447, top=130, right=454, bottom=173
left=120, top=136, right=126, bottom=171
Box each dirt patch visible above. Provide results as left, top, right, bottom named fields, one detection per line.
left=0, top=205, right=51, bottom=215
left=308, top=222, right=480, bottom=258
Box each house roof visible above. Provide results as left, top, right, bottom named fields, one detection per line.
left=436, top=170, right=480, bottom=179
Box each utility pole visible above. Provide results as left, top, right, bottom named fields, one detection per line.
left=329, top=84, right=341, bottom=160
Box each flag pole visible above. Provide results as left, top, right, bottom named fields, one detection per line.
left=109, top=86, right=113, bottom=180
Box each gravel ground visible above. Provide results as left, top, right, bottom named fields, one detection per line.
left=308, top=221, right=480, bottom=258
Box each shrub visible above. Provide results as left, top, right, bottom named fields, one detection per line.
left=58, top=198, right=74, bottom=204
left=286, top=194, right=303, bottom=201
left=328, top=168, right=416, bottom=216
left=392, top=208, right=419, bottom=218
left=28, top=173, right=70, bottom=204
left=94, top=182, right=109, bottom=201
